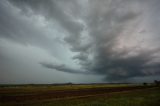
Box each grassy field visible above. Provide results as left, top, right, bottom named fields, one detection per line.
left=40, top=87, right=160, bottom=106
left=0, top=84, right=159, bottom=106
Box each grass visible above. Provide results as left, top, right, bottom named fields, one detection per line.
left=0, top=84, right=159, bottom=106
left=38, top=88, right=160, bottom=106
left=31, top=87, right=160, bottom=106
left=0, top=84, right=136, bottom=95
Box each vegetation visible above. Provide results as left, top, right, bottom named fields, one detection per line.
left=154, top=80, right=160, bottom=86
left=31, top=87, right=160, bottom=106
left=0, top=84, right=159, bottom=106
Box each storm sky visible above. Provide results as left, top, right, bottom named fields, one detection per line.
left=0, top=0, right=160, bottom=84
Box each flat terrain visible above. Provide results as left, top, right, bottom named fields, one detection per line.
left=0, top=84, right=159, bottom=106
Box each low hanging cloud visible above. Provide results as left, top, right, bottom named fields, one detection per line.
left=40, top=62, right=91, bottom=74
left=1, top=0, right=160, bottom=83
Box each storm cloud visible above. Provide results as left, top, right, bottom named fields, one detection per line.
left=40, top=62, right=91, bottom=74
left=0, top=0, right=160, bottom=83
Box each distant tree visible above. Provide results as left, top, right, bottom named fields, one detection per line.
left=67, top=82, right=73, bottom=85
left=154, top=80, right=160, bottom=86
left=143, top=82, right=147, bottom=86
left=66, top=82, right=73, bottom=87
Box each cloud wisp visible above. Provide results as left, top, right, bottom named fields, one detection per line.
left=40, top=62, right=92, bottom=74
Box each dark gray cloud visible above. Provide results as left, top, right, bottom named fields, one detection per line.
left=62, top=0, right=160, bottom=81
left=9, top=0, right=84, bottom=47
left=0, top=0, right=61, bottom=54
left=1, top=0, right=160, bottom=83
left=39, top=0, right=160, bottom=82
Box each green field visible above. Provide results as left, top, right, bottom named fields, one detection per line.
left=0, top=84, right=159, bottom=106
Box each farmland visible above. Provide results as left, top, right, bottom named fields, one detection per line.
left=0, top=84, right=159, bottom=106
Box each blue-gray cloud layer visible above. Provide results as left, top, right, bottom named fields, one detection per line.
left=0, top=0, right=160, bottom=83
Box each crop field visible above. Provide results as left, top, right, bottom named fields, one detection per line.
left=0, top=84, right=159, bottom=106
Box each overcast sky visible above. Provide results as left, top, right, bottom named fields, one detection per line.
left=0, top=0, right=160, bottom=84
